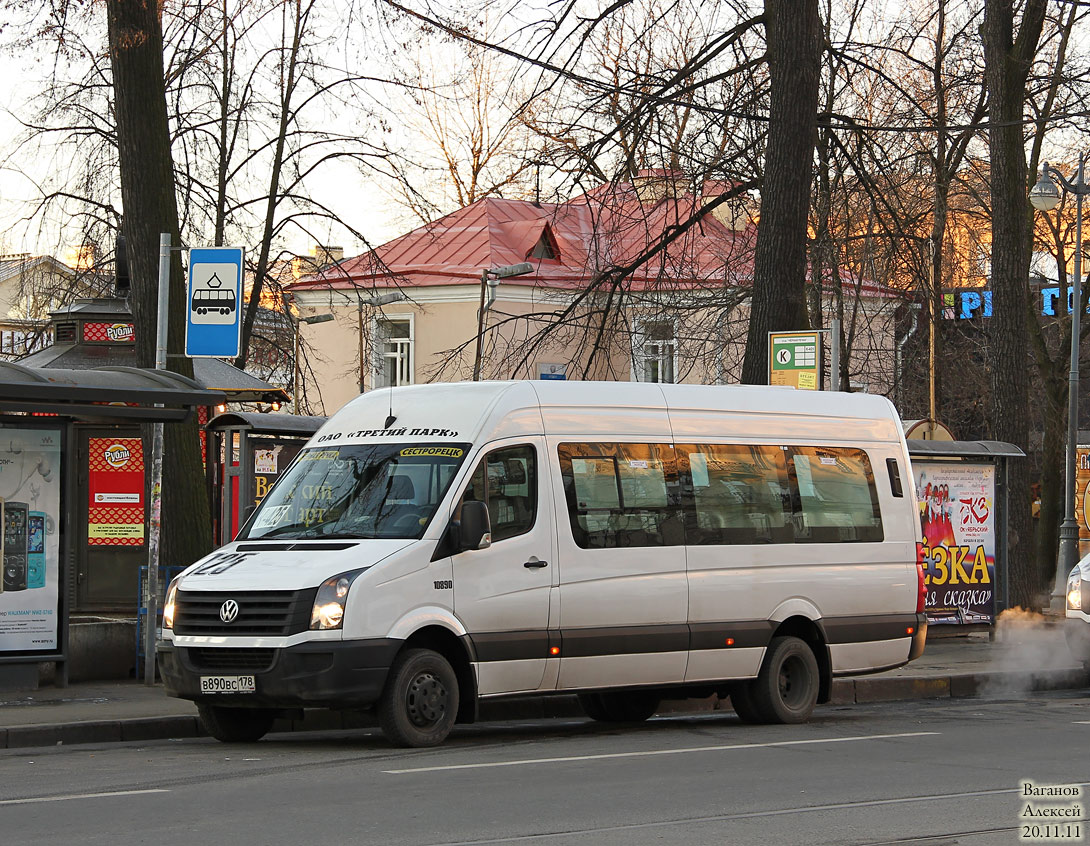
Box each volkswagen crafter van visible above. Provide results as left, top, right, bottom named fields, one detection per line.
left=159, top=381, right=928, bottom=747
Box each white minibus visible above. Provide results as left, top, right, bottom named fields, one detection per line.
left=159, top=381, right=927, bottom=746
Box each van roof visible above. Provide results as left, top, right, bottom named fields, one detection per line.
left=310, top=381, right=900, bottom=448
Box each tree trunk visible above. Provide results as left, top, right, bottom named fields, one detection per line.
left=981, top=0, right=1047, bottom=609
left=742, top=0, right=821, bottom=384
left=106, top=0, right=212, bottom=568
left=1037, top=375, right=1065, bottom=586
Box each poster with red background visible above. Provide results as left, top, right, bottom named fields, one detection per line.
left=88, top=437, right=145, bottom=546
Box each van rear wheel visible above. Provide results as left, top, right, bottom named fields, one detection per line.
left=579, top=691, right=659, bottom=722
left=748, top=635, right=819, bottom=724
left=377, top=648, right=459, bottom=747
left=197, top=704, right=276, bottom=743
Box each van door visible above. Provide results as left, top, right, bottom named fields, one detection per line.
left=452, top=439, right=555, bottom=695
left=551, top=440, right=689, bottom=689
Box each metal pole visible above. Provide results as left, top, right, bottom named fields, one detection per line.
left=1055, top=153, right=1086, bottom=610
left=145, top=233, right=171, bottom=685
left=293, top=318, right=301, bottom=415
left=928, top=235, right=937, bottom=438
left=357, top=297, right=365, bottom=394
left=830, top=318, right=841, bottom=391
left=472, top=269, right=488, bottom=381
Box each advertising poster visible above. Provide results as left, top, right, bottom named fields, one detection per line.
left=913, top=461, right=996, bottom=625
left=82, top=322, right=135, bottom=343
left=252, top=442, right=303, bottom=510
left=1075, top=447, right=1090, bottom=559
left=0, top=426, right=62, bottom=653
left=88, top=437, right=145, bottom=546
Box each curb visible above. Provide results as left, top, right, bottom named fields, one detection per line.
left=1, top=669, right=1086, bottom=751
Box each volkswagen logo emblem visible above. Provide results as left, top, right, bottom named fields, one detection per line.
left=219, top=599, right=239, bottom=624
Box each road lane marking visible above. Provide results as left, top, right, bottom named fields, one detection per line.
left=384, top=731, right=939, bottom=774
left=0, top=788, right=169, bottom=806
left=417, top=785, right=1090, bottom=845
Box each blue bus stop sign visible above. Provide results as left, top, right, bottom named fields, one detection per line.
left=186, top=247, right=244, bottom=358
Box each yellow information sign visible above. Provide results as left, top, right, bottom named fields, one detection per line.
left=768, top=331, right=822, bottom=390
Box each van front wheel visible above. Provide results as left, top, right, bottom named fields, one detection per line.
left=378, top=648, right=459, bottom=747
left=749, top=635, right=819, bottom=724
left=197, top=704, right=276, bottom=742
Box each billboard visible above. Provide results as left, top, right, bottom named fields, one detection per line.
left=88, top=437, right=145, bottom=546
left=913, top=461, right=996, bottom=625
left=0, top=425, right=63, bottom=653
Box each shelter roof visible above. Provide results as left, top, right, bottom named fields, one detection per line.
left=21, top=296, right=290, bottom=404
left=907, top=439, right=1025, bottom=459
left=207, top=411, right=326, bottom=436
left=0, top=362, right=222, bottom=422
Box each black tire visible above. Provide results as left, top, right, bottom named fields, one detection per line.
left=579, top=690, right=659, bottom=722
left=377, top=648, right=459, bottom=747
left=197, top=704, right=276, bottom=743
left=748, top=635, right=820, bottom=724
left=729, top=682, right=762, bottom=724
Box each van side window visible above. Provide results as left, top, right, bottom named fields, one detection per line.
left=677, top=444, right=792, bottom=545
left=788, top=447, right=883, bottom=543
left=459, top=445, right=536, bottom=543
left=558, top=443, right=684, bottom=549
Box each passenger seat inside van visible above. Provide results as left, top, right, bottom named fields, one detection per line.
left=488, top=459, right=533, bottom=540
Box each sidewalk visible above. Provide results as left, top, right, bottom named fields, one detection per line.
left=0, top=628, right=1086, bottom=750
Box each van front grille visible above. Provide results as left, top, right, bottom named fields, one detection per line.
left=186, top=647, right=277, bottom=672
left=174, top=589, right=317, bottom=636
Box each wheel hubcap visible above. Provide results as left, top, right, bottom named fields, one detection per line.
left=406, top=671, right=448, bottom=727
left=778, top=655, right=809, bottom=708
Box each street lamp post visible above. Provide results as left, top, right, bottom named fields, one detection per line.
left=472, top=262, right=534, bottom=381
left=293, top=312, right=333, bottom=414
left=354, top=290, right=408, bottom=393
left=1030, top=154, right=1088, bottom=610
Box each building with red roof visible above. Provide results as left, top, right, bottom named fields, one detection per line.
left=287, top=172, right=907, bottom=414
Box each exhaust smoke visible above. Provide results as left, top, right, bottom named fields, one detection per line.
left=980, top=607, right=1084, bottom=698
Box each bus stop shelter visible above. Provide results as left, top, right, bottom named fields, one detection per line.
left=0, top=361, right=222, bottom=688
left=207, top=411, right=325, bottom=545
left=907, top=438, right=1024, bottom=632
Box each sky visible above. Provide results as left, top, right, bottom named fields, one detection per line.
left=0, top=10, right=411, bottom=264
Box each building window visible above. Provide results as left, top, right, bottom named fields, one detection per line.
left=633, top=319, right=676, bottom=383
left=373, top=316, right=413, bottom=388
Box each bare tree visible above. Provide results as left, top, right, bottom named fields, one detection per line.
left=740, top=0, right=822, bottom=384
left=375, top=38, right=542, bottom=224
left=981, top=0, right=1047, bottom=608
left=105, top=0, right=211, bottom=566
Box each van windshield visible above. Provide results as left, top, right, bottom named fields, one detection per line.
left=240, top=443, right=470, bottom=541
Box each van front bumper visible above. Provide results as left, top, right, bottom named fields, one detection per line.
left=157, top=638, right=402, bottom=710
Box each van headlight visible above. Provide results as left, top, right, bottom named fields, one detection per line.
left=163, top=578, right=179, bottom=630
left=310, top=570, right=365, bottom=630
left=1068, top=572, right=1083, bottom=611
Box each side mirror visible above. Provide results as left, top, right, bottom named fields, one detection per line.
left=456, top=500, right=491, bottom=551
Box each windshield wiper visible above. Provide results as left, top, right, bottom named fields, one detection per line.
left=249, top=524, right=311, bottom=539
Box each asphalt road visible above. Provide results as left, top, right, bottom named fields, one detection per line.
left=2, top=694, right=1088, bottom=846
